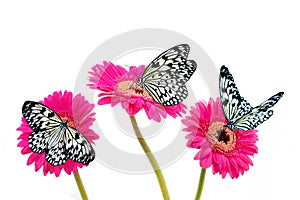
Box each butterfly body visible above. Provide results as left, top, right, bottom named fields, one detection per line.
left=137, top=44, right=197, bottom=106
left=219, top=65, right=283, bottom=131
left=225, top=121, right=235, bottom=131
left=22, top=101, right=95, bottom=166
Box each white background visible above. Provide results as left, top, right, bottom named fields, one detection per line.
left=0, top=1, right=298, bottom=200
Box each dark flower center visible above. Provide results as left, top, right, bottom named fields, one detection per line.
left=207, top=122, right=237, bottom=153
left=216, top=128, right=230, bottom=144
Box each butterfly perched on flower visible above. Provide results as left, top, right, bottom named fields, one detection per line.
left=135, top=44, right=197, bottom=106
left=219, top=65, right=284, bottom=131
left=22, top=101, right=95, bottom=166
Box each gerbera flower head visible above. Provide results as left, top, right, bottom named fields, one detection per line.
left=182, top=97, right=258, bottom=179
left=88, top=61, right=186, bottom=122
left=17, top=91, right=99, bottom=177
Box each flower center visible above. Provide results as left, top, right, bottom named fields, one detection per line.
left=58, top=111, right=76, bottom=128
left=207, top=122, right=237, bottom=154
left=116, top=80, right=151, bottom=98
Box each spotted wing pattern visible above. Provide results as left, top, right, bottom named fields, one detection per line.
left=138, top=44, right=197, bottom=106
left=22, top=101, right=95, bottom=166
left=219, top=65, right=284, bottom=130
left=233, top=92, right=284, bottom=130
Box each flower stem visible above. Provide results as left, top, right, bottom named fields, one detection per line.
left=74, top=172, right=89, bottom=200
left=195, top=168, right=206, bottom=200
left=129, top=115, right=170, bottom=200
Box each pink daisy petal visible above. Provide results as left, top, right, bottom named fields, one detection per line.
left=17, top=91, right=99, bottom=177
left=87, top=61, right=186, bottom=122
left=199, top=152, right=212, bottom=168
left=98, top=96, right=112, bottom=105
left=182, top=97, right=259, bottom=179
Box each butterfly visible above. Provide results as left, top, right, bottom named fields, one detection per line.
left=136, top=44, right=197, bottom=106
left=22, top=101, right=95, bottom=166
left=219, top=65, right=284, bottom=131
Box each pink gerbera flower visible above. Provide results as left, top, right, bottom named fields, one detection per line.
left=88, top=61, right=186, bottom=122
left=17, top=91, right=99, bottom=177
left=182, top=97, right=258, bottom=179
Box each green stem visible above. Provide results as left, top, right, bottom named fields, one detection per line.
left=195, top=168, right=206, bottom=200
left=129, top=115, right=170, bottom=200
left=74, top=172, right=89, bottom=200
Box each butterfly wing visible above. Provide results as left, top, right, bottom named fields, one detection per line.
left=142, top=44, right=190, bottom=79
left=143, top=75, right=189, bottom=106
left=234, top=92, right=284, bottom=130
left=22, top=101, right=95, bottom=166
left=44, top=127, right=95, bottom=166
left=65, top=127, right=95, bottom=165
left=141, top=44, right=197, bottom=106
left=178, top=60, right=197, bottom=83
left=45, top=132, right=68, bottom=165
left=219, top=65, right=253, bottom=125
left=22, top=101, right=63, bottom=154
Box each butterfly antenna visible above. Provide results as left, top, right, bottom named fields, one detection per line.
left=127, top=65, right=142, bottom=90
left=131, top=67, right=140, bottom=78
left=129, top=81, right=135, bottom=90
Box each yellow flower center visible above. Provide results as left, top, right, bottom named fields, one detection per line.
left=207, top=122, right=236, bottom=153
left=116, top=80, right=152, bottom=98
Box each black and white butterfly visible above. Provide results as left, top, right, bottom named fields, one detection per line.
left=219, top=65, right=284, bottom=131
left=136, top=44, right=197, bottom=106
left=22, top=101, right=95, bottom=166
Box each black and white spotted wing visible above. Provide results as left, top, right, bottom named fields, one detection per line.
left=22, top=101, right=95, bottom=166
left=219, top=65, right=284, bottom=130
left=137, top=44, right=197, bottom=106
